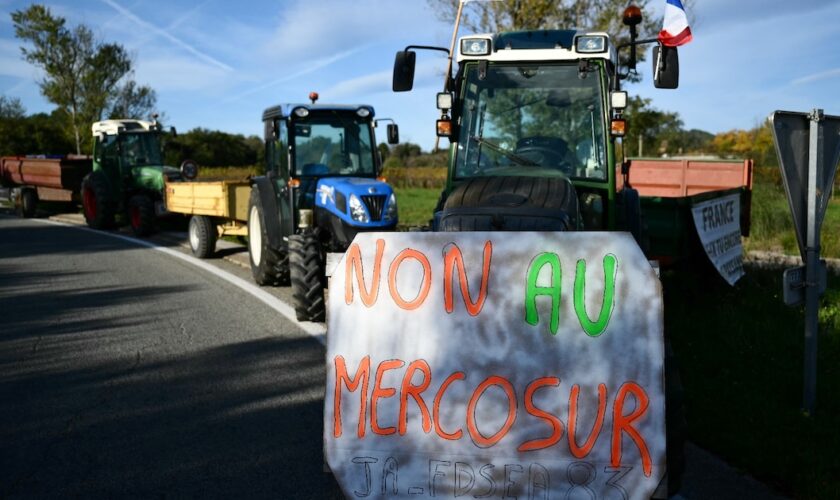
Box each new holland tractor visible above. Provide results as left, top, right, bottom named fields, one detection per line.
left=247, top=95, right=399, bottom=322
left=391, top=6, right=695, bottom=497
left=81, top=119, right=195, bottom=236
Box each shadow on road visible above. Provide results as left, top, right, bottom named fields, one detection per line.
left=0, top=334, right=340, bottom=498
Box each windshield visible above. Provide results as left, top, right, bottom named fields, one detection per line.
left=120, top=133, right=163, bottom=167
left=455, top=63, right=607, bottom=181
left=292, top=112, right=375, bottom=177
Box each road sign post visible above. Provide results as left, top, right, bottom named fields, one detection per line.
left=771, top=109, right=840, bottom=415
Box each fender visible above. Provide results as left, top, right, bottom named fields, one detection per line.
left=252, top=175, right=285, bottom=249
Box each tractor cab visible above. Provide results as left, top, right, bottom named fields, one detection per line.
left=261, top=99, right=399, bottom=250
left=91, top=119, right=181, bottom=197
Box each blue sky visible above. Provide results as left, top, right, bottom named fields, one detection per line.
left=1, top=0, right=839, bottom=152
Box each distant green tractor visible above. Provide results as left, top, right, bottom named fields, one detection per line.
left=81, top=119, right=196, bottom=235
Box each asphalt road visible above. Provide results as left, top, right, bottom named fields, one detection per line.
left=0, top=211, right=790, bottom=499
left=0, top=214, right=342, bottom=498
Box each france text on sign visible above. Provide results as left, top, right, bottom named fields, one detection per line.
left=771, top=110, right=840, bottom=260
left=324, top=232, right=666, bottom=499
left=691, top=193, right=745, bottom=285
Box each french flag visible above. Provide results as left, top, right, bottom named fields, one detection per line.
left=658, top=0, right=693, bottom=47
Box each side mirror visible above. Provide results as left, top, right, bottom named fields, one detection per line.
left=387, top=124, right=400, bottom=144
left=652, top=45, right=679, bottom=89
left=99, top=132, right=107, bottom=143
left=170, top=126, right=177, bottom=138
left=180, top=159, right=199, bottom=180
left=392, top=50, right=416, bottom=92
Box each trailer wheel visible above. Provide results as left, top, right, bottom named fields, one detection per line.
left=128, top=195, right=156, bottom=237
left=189, top=215, right=217, bottom=258
left=81, top=172, right=115, bottom=229
left=289, top=232, right=325, bottom=322
left=247, top=186, right=290, bottom=286
left=19, top=189, right=37, bottom=218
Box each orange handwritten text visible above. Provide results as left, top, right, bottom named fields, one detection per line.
left=332, top=356, right=653, bottom=471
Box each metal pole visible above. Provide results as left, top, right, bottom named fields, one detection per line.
left=434, top=0, right=466, bottom=152
left=803, top=108, right=823, bottom=415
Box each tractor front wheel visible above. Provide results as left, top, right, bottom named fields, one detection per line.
left=289, top=232, right=325, bottom=322
left=128, top=195, right=156, bottom=237
left=81, top=173, right=115, bottom=229
left=189, top=215, right=217, bottom=258
left=247, top=186, right=290, bottom=286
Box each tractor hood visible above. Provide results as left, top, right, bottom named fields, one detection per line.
left=315, top=177, right=397, bottom=227
left=131, top=165, right=182, bottom=193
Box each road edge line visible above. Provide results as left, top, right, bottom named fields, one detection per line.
left=34, top=217, right=327, bottom=343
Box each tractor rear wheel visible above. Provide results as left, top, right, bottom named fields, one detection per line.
left=81, top=172, right=115, bottom=229
left=189, top=215, right=217, bottom=258
left=289, top=233, right=325, bottom=322
left=128, top=195, right=156, bottom=237
left=19, top=189, right=37, bottom=218
left=247, top=186, right=290, bottom=286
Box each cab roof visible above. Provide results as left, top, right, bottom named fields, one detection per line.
left=456, top=29, right=617, bottom=65
left=91, top=119, right=161, bottom=136
left=262, top=104, right=375, bottom=121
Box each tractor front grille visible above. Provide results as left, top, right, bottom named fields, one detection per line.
left=361, top=195, right=386, bottom=221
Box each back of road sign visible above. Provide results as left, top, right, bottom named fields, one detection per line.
left=770, top=110, right=840, bottom=260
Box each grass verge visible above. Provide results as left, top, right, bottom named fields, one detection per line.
left=664, top=266, right=840, bottom=498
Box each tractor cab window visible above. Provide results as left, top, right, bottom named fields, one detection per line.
left=120, top=133, right=163, bottom=168
left=97, top=134, right=119, bottom=165
left=455, top=63, right=608, bottom=181
left=292, top=112, right=375, bottom=177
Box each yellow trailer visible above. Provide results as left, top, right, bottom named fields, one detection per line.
left=164, top=180, right=251, bottom=258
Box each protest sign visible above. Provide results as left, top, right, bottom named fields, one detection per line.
left=325, top=232, right=665, bottom=499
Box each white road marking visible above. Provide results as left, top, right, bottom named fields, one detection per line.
left=32, top=217, right=327, bottom=344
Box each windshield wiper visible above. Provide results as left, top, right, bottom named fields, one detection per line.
left=470, top=135, right=539, bottom=167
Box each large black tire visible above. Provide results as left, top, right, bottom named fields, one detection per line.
left=81, top=172, right=115, bottom=229
left=289, top=233, right=325, bottom=322
left=19, top=189, right=37, bottom=218
left=440, top=176, right=579, bottom=231
left=247, top=186, right=290, bottom=286
left=128, top=194, right=156, bottom=237
left=189, top=215, right=217, bottom=258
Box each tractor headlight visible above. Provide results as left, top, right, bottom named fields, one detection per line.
left=460, top=37, right=491, bottom=56
left=575, top=35, right=607, bottom=54
left=384, top=192, right=397, bottom=221
left=349, top=194, right=370, bottom=223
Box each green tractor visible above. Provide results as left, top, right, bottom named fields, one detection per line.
left=81, top=119, right=196, bottom=235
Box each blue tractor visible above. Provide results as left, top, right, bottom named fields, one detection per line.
left=248, top=94, right=399, bottom=321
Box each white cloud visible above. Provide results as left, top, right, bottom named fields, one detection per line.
left=100, top=0, right=233, bottom=72
left=325, top=59, right=447, bottom=100
left=134, top=56, right=234, bottom=92
left=0, top=39, right=37, bottom=80
left=263, top=0, right=442, bottom=64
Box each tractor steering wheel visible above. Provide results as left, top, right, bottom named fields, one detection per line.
left=514, top=136, right=573, bottom=174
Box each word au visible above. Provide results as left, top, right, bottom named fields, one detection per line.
left=343, top=240, right=618, bottom=336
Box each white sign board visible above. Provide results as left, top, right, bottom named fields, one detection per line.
left=691, top=194, right=745, bottom=285
left=325, top=232, right=666, bottom=499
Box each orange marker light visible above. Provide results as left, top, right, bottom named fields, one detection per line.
left=611, top=119, right=627, bottom=137
left=288, top=178, right=300, bottom=188
left=436, top=119, right=453, bottom=138
left=623, top=5, right=642, bottom=26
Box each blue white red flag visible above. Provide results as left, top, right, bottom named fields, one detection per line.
left=658, top=0, right=693, bottom=47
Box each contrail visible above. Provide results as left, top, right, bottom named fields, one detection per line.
left=223, top=45, right=369, bottom=102
left=791, top=68, right=840, bottom=86
left=100, top=0, right=233, bottom=72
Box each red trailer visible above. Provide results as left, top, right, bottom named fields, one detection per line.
left=0, top=155, right=92, bottom=217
